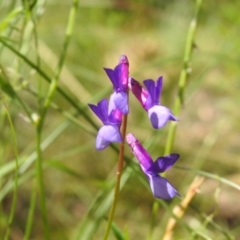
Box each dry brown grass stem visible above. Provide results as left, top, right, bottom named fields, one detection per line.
left=162, top=176, right=205, bottom=240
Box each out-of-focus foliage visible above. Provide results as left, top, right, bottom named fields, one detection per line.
left=0, top=0, right=240, bottom=239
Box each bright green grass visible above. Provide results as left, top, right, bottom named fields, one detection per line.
left=0, top=0, right=240, bottom=239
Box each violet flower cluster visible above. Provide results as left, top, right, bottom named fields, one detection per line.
left=88, top=55, right=180, bottom=199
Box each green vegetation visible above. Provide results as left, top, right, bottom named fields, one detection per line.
left=1, top=0, right=240, bottom=239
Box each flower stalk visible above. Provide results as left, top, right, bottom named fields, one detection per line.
left=103, top=112, right=128, bottom=240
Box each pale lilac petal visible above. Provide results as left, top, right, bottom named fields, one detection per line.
left=147, top=154, right=180, bottom=173
left=148, top=105, right=178, bottom=129
left=126, top=133, right=153, bottom=170
left=114, top=91, right=129, bottom=114
left=96, top=125, right=122, bottom=150
left=108, top=93, right=117, bottom=115
left=88, top=98, right=108, bottom=124
left=96, top=136, right=111, bottom=150
left=98, top=125, right=122, bottom=142
left=147, top=174, right=180, bottom=199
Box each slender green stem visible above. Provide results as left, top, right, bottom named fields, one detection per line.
left=38, top=0, right=78, bottom=131
left=164, top=0, right=202, bottom=155
left=27, top=85, right=96, bottom=135
left=103, top=113, right=128, bottom=240
left=175, top=166, right=240, bottom=191
left=0, top=37, right=98, bottom=130
left=35, top=131, right=50, bottom=240
left=147, top=201, right=159, bottom=240
left=151, top=1, right=202, bottom=239
left=23, top=180, right=37, bottom=240
left=3, top=104, right=19, bottom=240
left=33, top=1, right=78, bottom=239
left=0, top=67, right=33, bottom=124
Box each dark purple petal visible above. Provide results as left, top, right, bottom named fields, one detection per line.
left=104, top=68, right=118, bottom=90
left=143, top=79, right=155, bottom=108
left=155, top=77, right=163, bottom=105
left=109, top=108, right=122, bottom=125
left=143, top=77, right=163, bottom=108
left=114, top=91, right=129, bottom=114
left=88, top=98, right=109, bottom=124
left=114, top=63, right=128, bottom=89
left=147, top=154, right=180, bottom=173
left=126, top=133, right=153, bottom=170
left=96, top=125, right=122, bottom=150
left=147, top=174, right=180, bottom=199
left=129, top=78, right=149, bottom=110
left=118, top=55, right=129, bottom=87
left=148, top=105, right=178, bottom=129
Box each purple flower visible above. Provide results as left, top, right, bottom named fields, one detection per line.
left=104, top=55, right=129, bottom=114
left=129, top=77, right=178, bottom=129
left=126, top=133, right=180, bottom=200
left=88, top=98, right=123, bottom=150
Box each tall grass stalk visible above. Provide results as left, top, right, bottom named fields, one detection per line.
left=3, top=105, right=19, bottom=240
left=103, top=112, right=129, bottom=240
left=165, top=0, right=202, bottom=155
left=0, top=37, right=98, bottom=130
left=29, top=0, right=79, bottom=239
left=148, top=0, right=202, bottom=239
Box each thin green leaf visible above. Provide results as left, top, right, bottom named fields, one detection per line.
left=176, top=166, right=240, bottom=191
left=3, top=104, right=19, bottom=240
left=111, top=222, right=125, bottom=240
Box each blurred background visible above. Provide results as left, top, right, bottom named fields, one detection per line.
left=1, top=0, right=240, bottom=239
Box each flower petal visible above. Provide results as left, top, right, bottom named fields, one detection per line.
left=108, top=93, right=117, bottom=115
left=155, top=77, right=163, bottom=104
left=88, top=98, right=109, bottom=124
left=147, top=154, right=180, bottom=173
left=129, top=78, right=149, bottom=110
left=104, top=68, right=118, bottom=90
left=95, top=136, right=111, bottom=150
left=96, top=125, right=122, bottom=150
left=114, top=63, right=128, bottom=89
left=147, top=174, right=180, bottom=199
left=143, top=79, right=155, bottom=108
left=114, top=91, right=129, bottom=114
left=126, top=133, right=153, bottom=171
left=148, top=105, right=178, bottom=129
left=107, top=93, right=123, bottom=124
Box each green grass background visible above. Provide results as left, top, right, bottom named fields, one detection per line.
left=1, top=0, right=240, bottom=239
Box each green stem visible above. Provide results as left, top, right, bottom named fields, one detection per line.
left=34, top=1, right=78, bottom=239
left=38, top=0, right=78, bottom=131
left=3, top=104, right=19, bottom=240
left=151, top=1, right=202, bottom=239
left=103, top=113, right=128, bottom=240
left=23, top=180, right=37, bottom=240
left=36, top=131, right=50, bottom=240
left=0, top=67, right=33, bottom=124
left=147, top=201, right=159, bottom=240
left=0, top=37, right=98, bottom=130
left=164, top=0, right=202, bottom=155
